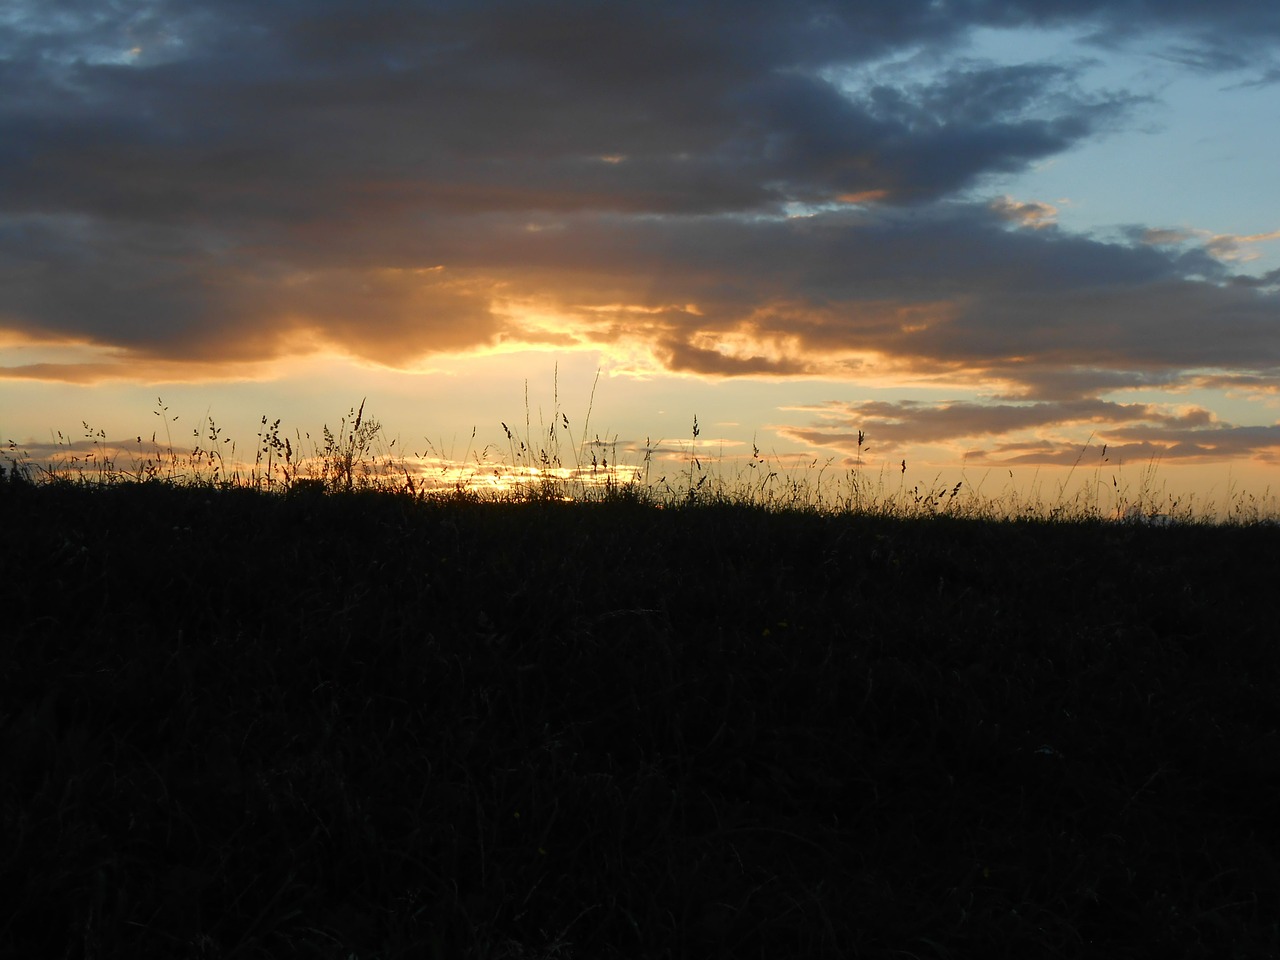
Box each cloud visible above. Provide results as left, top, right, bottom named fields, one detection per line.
left=1237, top=64, right=1280, bottom=87
left=660, top=337, right=812, bottom=378
left=779, top=396, right=1280, bottom=466
left=1203, top=229, right=1280, bottom=263
left=1137, top=227, right=1195, bottom=246
left=1130, top=224, right=1280, bottom=265
left=3, top=1, right=1280, bottom=463
left=0, top=0, right=1147, bottom=376
left=990, top=195, right=1059, bottom=229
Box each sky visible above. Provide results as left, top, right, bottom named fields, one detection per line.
left=3, top=1, right=1280, bottom=512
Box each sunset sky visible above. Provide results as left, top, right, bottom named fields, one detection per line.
left=3, top=1, right=1280, bottom=509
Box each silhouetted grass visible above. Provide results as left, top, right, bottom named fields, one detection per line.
left=3, top=406, right=1279, bottom=958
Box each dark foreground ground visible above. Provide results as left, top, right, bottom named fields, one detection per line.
left=3, top=478, right=1279, bottom=958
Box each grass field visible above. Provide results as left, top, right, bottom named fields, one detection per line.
left=3, top=408, right=1280, bottom=958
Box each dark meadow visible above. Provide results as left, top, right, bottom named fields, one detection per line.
left=3, top=456, right=1279, bottom=959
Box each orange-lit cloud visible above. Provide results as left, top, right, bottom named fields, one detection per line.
left=1135, top=225, right=1280, bottom=264
left=1204, top=229, right=1280, bottom=262
left=989, top=195, right=1058, bottom=229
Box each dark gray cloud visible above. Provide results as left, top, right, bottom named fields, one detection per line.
left=0, top=3, right=1136, bottom=228
left=2, top=0, right=1280, bottom=463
